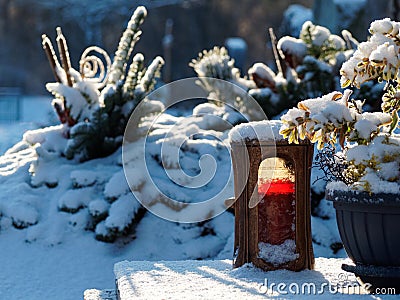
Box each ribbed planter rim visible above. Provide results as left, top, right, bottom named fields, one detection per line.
left=326, top=187, right=400, bottom=205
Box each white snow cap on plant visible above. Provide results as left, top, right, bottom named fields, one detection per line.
left=330, top=34, right=346, bottom=50
left=369, top=43, right=398, bottom=66
left=190, top=47, right=235, bottom=80
left=248, top=63, right=276, bottom=83
left=369, top=18, right=397, bottom=35
left=277, top=36, right=307, bottom=57
left=108, top=6, right=147, bottom=85
left=137, top=56, right=164, bottom=93
left=128, top=6, right=147, bottom=30
left=279, top=90, right=378, bottom=148
left=46, top=82, right=100, bottom=121
left=281, top=90, right=355, bottom=127
left=353, top=112, right=391, bottom=140
left=343, top=134, right=400, bottom=193
left=341, top=18, right=400, bottom=87
left=302, top=21, right=331, bottom=46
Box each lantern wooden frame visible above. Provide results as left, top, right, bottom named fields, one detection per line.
left=232, top=138, right=314, bottom=271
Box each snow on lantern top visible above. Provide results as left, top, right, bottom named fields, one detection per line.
left=229, top=120, right=313, bottom=144
left=228, top=120, right=285, bottom=143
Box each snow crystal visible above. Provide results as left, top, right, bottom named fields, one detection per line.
left=122, top=141, right=145, bottom=162
left=222, top=110, right=246, bottom=125
left=229, top=120, right=283, bottom=143
left=123, top=166, right=146, bottom=191
left=340, top=55, right=364, bottom=87
left=137, top=181, right=162, bottom=206
left=258, top=239, right=299, bottom=266
left=343, top=134, right=400, bottom=192
left=137, top=57, right=164, bottom=94
left=248, top=87, right=273, bottom=99
left=99, top=84, right=116, bottom=106
left=340, top=20, right=400, bottom=88
left=369, top=134, right=400, bottom=158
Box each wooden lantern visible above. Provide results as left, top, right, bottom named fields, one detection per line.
left=231, top=121, right=314, bottom=271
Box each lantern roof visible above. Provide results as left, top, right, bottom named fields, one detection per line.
left=229, top=120, right=285, bottom=144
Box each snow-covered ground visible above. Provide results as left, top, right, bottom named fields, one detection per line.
left=0, top=96, right=346, bottom=299
left=0, top=96, right=55, bottom=155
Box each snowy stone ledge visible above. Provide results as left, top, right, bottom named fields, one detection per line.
left=111, top=258, right=395, bottom=299
left=84, top=289, right=116, bottom=300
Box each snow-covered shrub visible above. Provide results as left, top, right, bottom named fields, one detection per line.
left=7, top=202, right=39, bottom=229
left=190, top=46, right=255, bottom=110
left=70, top=170, right=98, bottom=188
left=58, top=188, right=94, bottom=213
left=42, top=6, right=164, bottom=161
left=248, top=22, right=357, bottom=119
left=103, top=170, right=131, bottom=201
left=191, top=22, right=382, bottom=120
left=280, top=18, right=400, bottom=194
left=88, top=199, right=110, bottom=223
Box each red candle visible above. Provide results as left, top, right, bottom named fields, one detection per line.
left=258, top=179, right=296, bottom=245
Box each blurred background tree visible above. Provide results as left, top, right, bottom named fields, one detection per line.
left=0, top=0, right=395, bottom=94
left=0, top=0, right=311, bottom=94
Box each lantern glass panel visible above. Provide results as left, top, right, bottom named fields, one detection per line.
left=257, top=157, right=297, bottom=263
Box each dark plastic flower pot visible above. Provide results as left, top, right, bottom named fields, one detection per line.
left=326, top=189, right=400, bottom=293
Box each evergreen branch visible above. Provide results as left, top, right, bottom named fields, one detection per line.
left=108, top=6, right=147, bottom=84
